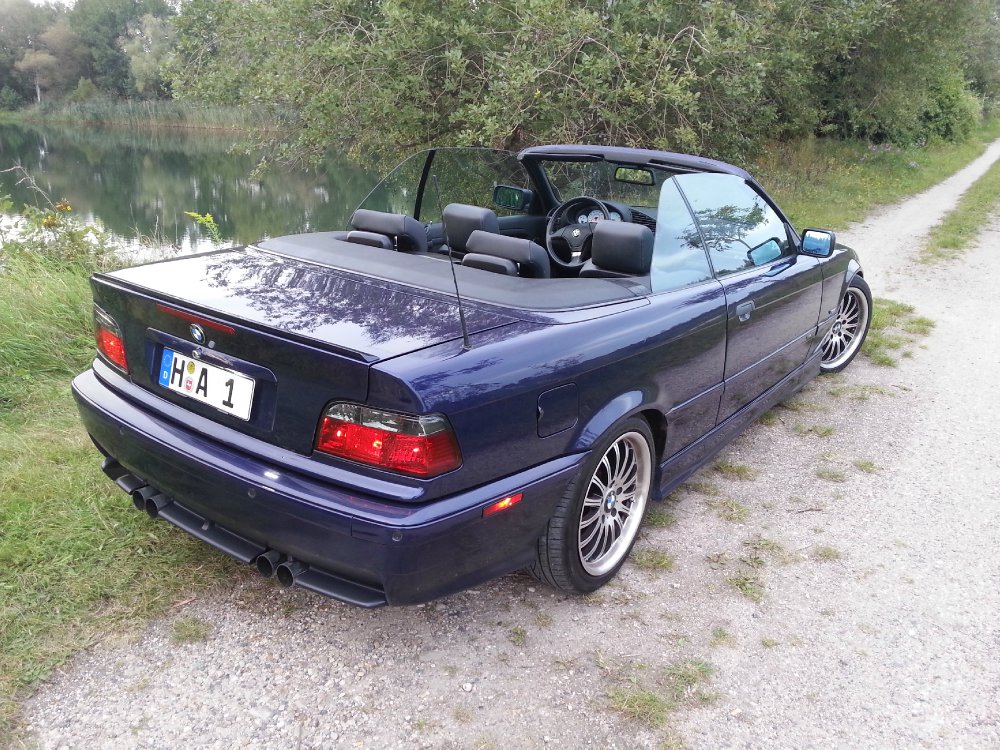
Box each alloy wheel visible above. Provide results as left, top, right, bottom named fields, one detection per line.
left=578, top=431, right=652, bottom=576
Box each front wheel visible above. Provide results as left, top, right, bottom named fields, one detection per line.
left=820, top=275, right=872, bottom=373
left=530, top=417, right=654, bottom=593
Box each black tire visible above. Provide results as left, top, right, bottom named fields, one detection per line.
left=530, top=416, right=654, bottom=593
left=820, top=275, right=872, bottom=374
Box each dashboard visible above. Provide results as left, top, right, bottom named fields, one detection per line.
left=577, top=208, right=622, bottom=224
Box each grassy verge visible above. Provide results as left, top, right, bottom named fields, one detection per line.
left=754, top=117, right=1000, bottom=229
left=919, top=155, right=1000, bottom=263
left=7, top=98, right=279, bottom=132
left=0, top=218, right=236, bottom=740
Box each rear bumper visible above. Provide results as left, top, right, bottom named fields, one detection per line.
left=73, top=367, right=583, bottom=606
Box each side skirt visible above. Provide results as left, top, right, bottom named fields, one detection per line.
left=655, top=351, right=822, bottom=499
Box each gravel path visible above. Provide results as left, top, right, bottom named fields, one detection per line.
left=18, top=142, right=1000, bottom=750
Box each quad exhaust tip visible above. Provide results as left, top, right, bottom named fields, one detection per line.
left=131, top=485, right=160, bottom=513
left=276, top=560, right=307, bottom=588
left=255, top=550, right=285, bottom=578
left=144, top=493, right=172, bottom=519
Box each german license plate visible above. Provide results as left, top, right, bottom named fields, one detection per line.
left=157, top=348, right=255, bottom=421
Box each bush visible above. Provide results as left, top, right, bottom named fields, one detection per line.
left=0, top=87, right=22, bottom=111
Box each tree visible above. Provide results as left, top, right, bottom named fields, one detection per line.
left=167, top=0, right=1000, bottom=165
left=121, top=13, right=176, bottom=97
left=70, top=0, right=172, bottom=96
left=0, top=0, right=57, bottom=105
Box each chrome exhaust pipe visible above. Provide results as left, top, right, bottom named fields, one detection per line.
left=276, top=560, right=307, bottom=588
left=255, top=550, right=285, bottom=578
left=131, top=485, right=160, bottom=512
left=144, top=493, right=172, bottom=519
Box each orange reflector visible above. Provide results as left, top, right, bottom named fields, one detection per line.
left=483, top=492, right=523, bottom=517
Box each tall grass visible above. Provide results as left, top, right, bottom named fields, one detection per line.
left=29, top=97, right=282, bottom=132
left=752, top=117, right=1000, bottom=229
left=0, top=220, right=237, bottom=741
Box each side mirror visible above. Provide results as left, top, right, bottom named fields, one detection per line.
left=801, top=228, right=836, bottom=258
left=492, top=185, right=534, bottom=211
left=748, top=238, right=782, bottom=266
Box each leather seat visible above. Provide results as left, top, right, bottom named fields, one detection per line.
left=464, top=230, right=551, bottom=278
left=350, top=209, right=428, bottom=253
left=579, top=222, right=654, bottom=278
left=441, top=204, right=500, bottom=256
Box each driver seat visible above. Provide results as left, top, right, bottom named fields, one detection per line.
left=579, top=222, right=654, bottom=278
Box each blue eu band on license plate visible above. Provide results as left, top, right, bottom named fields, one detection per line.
left=158, top=348, right=255, bottom=421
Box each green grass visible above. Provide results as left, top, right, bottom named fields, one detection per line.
left=706, top=498, right=750, bottom=523
left=813, top=545, right=842, bottom=562
left=631, top=549, right=676, bottom=571
left=793, top=423, right=836, bottom=437
left=815, top=467, right=848, bottom=483
left=726, top=573, right=765, bottom=602
left=712, top=461, right=757, bottom=481
left=171, top=616, right=213, bottom=644
left=709, top=627, right=733, bottom=647
left=920, top=154, right=1000, bottom=263
left=0, top=252, right=235, bottom=738
left=644, top=505, right=677, bottom=528
left=754, top=117, right=1000, bottom=229
left=607, top=658, right=715, bottom=727
left=863, top=297, right=936, bottom=366
left=853, top=458, right=880, bottom=474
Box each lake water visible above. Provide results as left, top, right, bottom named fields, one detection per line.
left=0, top=122, right=376, bottom=253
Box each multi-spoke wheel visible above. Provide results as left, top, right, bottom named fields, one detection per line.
left=531, top=417, right=654, bottom=593
left=820, top=275, right=872, bottom=373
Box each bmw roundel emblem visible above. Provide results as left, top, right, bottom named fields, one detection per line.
left=572, top=228, right=581, bottom=238
left=189, top=324, right=206, bottom=344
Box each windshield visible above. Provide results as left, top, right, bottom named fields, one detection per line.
left=537, top=160, right=675, bottom=208
left=357, top=148, right=531, bottom=223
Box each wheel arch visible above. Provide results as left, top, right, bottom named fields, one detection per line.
left=569, top=390, right=667, bottom=461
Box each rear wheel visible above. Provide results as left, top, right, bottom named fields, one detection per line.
left=820, top=275, right=872, bottom=373
left=530, top=417, right=653, bottom=593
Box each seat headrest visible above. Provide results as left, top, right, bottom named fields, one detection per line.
left=350, top=209, right=428, bottom=253
left=465, top=230, right=551, bottom=278
left=461, top=252, right=519, bottom=276
left=591, top=221, right=654, bottom=275
left=442, top=204, right=500, bottom=253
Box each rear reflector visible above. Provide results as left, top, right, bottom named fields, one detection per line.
left=94, top=305, right=128, bottom=372
left=483, top=493, right=523, bottom=517
left=315, top=403, right=462, bottom=478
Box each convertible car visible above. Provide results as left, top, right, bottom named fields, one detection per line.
left=73, top=145, right=871, bottom=607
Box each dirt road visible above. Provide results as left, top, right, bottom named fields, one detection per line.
left=20, top=143, right=1000, bottom=749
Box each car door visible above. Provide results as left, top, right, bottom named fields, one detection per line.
left=674, top=173, right=824, bottom=423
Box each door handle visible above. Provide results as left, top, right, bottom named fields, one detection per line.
left=735, top=301, right=755, bottom=322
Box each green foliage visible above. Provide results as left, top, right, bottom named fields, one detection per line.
left=166, top=0, right=1000, bottom=166
left=184, top=210, right=221, bottom=244
left=66, top=77, right=99, bottom=104
left=0, top=86, right=21, bottom=111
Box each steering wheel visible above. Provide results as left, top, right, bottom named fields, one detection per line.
left=544, top=196, right=611, bottom=271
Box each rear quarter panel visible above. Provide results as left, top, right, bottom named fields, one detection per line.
left=373, top=280, right=728, bottom=498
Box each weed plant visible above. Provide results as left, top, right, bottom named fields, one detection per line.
left=0, top=191, right=235, bottom=739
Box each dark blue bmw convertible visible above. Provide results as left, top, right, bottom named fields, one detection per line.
left=73, top=145, right=872, bottom=606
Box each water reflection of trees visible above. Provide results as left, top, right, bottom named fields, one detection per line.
left=0, top=123, right=375, bottom=246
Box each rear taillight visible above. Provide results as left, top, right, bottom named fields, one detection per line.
left=315, top=403, right=461, bottom=478
left=93, top=306, right=128, bottom=372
